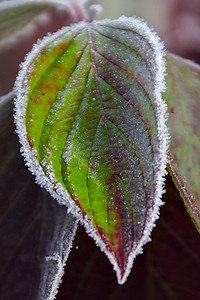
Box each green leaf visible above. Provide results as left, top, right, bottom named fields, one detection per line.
left=0, top=93, right=78, bottom=299
left=14, top=17, right=169, bottom=284
left=164, top=53, right=200, bottom=233
left=0, top=0, right=86, bottom=52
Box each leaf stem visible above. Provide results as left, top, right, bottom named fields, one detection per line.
left=0, top=89, right=16, bottom=107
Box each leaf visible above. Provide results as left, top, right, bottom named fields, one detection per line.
left=0, top=93, right=78, bottom=299
left=164, top=53, right=200, bottom=233
left=14, top=17, right=169, bottom=284
left=0, top=0, right=87, bottom=52
left=57, top=176, right=200, bottom=300
left=37, top=203, right=78, bottom=300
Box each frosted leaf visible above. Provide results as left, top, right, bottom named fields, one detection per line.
left=14, top=16, right=169, bottom=284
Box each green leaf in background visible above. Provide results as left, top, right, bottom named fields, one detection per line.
left=14, top=17, right=169, bottom=284
left=0, top=94, right=78, bottom=299
left=164, top=53, right=200, bottom=233
left=0, top=0, right=86, bottom=52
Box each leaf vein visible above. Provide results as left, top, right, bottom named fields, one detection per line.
left=93, top=27, right=153, bottom=76
left=106, top=119, right=148, bottom=241
left=39, top=44, right=90, bottom=163
left=89, top=25, right=125, bottom=244
left=106, top=119, right=148, bottom=200
left=115, top=174, right=135, bottom=237
left=28, top=29, right=85, bottom=95
left=98, top=24, right=155, bottom=58
left=60, top=65, right=92, bottom=187
left=98, top=75, right=154, bottom=153
left=86, top=117, right=108, bottom=231
left=94, top=49, right=154, bottom=113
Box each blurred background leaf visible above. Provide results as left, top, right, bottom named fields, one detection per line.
left=0, top=0, right=82, bottom=96
left=164, top=53, right=200, bottom=233
left=0, top=0, right=83, bottom=52
left=0, top=95, right=77, bottom=300
left=0, top=0, right=55, bottom=49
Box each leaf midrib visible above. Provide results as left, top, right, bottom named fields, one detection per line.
left=88, top=24, right=147, bottom=259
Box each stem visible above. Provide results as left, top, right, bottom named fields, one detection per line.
left=0, top=89, right=16, bottom=107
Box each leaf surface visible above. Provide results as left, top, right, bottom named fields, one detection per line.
left=0, top=93, right=77, bottom=299
left=15, top=17, right=168, bottom=284
left=164, top=53, right=200, bottom=232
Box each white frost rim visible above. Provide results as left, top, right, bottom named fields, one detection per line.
left=14, top=16, right=169, bottom=285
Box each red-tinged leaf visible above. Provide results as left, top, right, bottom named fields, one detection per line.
left=14, top=17, right=169, bottom=283
left=164, top=53, right=200, bottom=233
